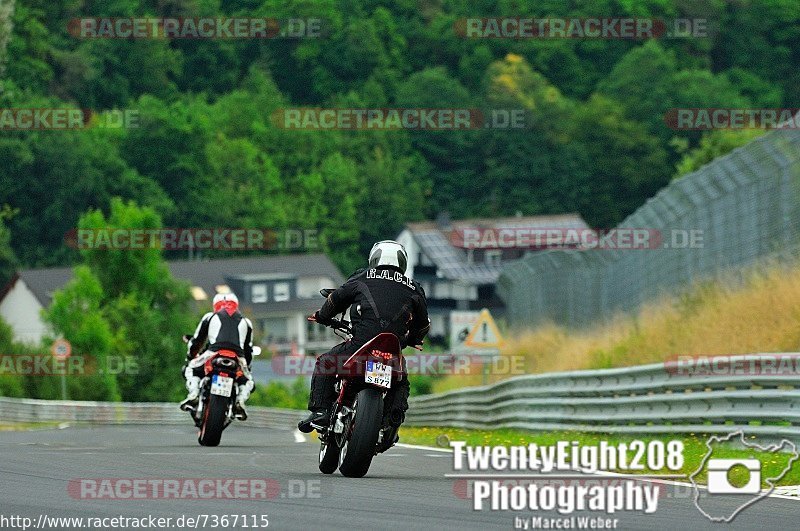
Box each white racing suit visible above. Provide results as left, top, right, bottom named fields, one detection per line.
left=184, top=309, right=255, bottom=409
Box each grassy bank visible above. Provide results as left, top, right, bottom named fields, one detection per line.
left=398, top=427, right=800, bottom=487
left=434, top=264, right=800, bottom=393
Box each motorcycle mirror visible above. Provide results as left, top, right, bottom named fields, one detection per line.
left=252, top=346, right=262, bottom=357
left=320, top=288, right=335, bottom=297
left=182, top=334, right=192, bottom=344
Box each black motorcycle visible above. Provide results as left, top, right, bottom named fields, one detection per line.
left=311, top=289, right=417, bottom=477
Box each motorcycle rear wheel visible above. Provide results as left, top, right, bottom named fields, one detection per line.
left=338, top=388, right=383, bottom=478
left=198, top=393, right=228, bottom=446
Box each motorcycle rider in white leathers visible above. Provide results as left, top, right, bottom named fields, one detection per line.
left=180, top=293, right=255, bottom=420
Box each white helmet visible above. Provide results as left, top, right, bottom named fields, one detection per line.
left=213, top=292, right=239, bottom=313
left=369, top=240, right=408, bottom=274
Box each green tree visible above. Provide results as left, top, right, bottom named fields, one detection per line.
left=78, top=199, right=195, bottom=401
left=42, top=265, right=120, bottom=401
left=472, top=54, right=587, bottom=218
left=569, top=95, right=671, bottom=226
left=673, top=129, right=766, bottom=178
left=395, top=66, right=475, bottom=217
left=44, top=199, right=195, bottom=402
left=0, top=317, right=25, bottom=398
left=0, top=123, right=172, bottom=266
left=314, top=153, right=361, bottom=273
left=0, top=0, right=13, bottom=79
left=0, top=205, right=17, bottom=285
left=710, top=0, right=800, bottom=106
left=356, top=148, right=428, bottom=255
left=5, top=1, right=51, bottom=94
left=597, top=40, right=679, bottom=141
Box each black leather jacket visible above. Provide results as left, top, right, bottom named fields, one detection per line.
left=317, top=266, right=430, bottom=347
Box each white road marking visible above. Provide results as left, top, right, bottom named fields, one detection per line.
left=396, top=443, right=452, bottom=453
left=42, top=447, right=105, bottom=451
left=141, top=452, right=251, bottom=456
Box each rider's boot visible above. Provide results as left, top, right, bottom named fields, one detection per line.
left=234, top=380, right=253, bottom=421
left=297, top=409, right=329, bottom=433
left=180, top=376, right=201, bottom=411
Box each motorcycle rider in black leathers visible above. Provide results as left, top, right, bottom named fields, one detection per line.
left=298, top=240, right=430, bottom=433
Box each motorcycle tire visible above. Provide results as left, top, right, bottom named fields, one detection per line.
left=338, top=388, right=383, bottom=478
left=198, top=393, right=228, bottom=447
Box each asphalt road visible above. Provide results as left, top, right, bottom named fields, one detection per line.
left=0, top=424, right=796, bottom=530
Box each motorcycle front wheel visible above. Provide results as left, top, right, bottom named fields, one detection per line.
left=319, top=439, right=341, bottom=474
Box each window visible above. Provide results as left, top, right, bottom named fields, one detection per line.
left=307, top=319, right=326, bottom=341
left=263, top=318, right=288, bottom=342
left=485, top=250, right=502, bottom=265
left=273, top=282, right=290, bottom=302
left=251, top=283, right=267, bottom=303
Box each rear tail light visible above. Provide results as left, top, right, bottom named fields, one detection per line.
left=371, top=349, right=393, bottom=361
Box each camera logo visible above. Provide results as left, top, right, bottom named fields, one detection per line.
left=690, top=431, right=799, bottom=523
left=706, top=458, right=761, bottom=494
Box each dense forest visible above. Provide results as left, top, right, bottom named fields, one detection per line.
left=0, top=0, right=797, bottom=280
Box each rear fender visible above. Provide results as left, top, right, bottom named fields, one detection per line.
left=204, top=349, right=239, bottom=375
left=341, top=333, right=405, bottom=380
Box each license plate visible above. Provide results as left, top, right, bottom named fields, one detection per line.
left=211, top=374, right=234, bottom=397
left=365, top=360, right=391, bottom=389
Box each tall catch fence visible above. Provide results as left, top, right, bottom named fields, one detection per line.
left=498, top=127, right=800, bottom=327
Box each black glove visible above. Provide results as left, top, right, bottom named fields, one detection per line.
left=313, top=310, right=333, bottom=326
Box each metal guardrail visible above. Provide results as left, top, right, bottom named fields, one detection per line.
left=406, top=354, right=800, bottom=441
left=3, top=355, right=798, bottom=440
left=0, top=397, right=305, bottom=429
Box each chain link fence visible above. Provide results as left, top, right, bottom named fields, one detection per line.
left=498, top=127, right=800, bottom=328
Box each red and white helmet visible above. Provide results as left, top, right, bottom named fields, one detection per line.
left=213, top=293, right=239, bottom=314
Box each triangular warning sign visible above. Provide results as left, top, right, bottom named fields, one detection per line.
left=463, top=308, right=504, bottom=348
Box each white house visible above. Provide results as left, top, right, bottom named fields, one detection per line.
left=396, top=213, right=590, bottom=343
